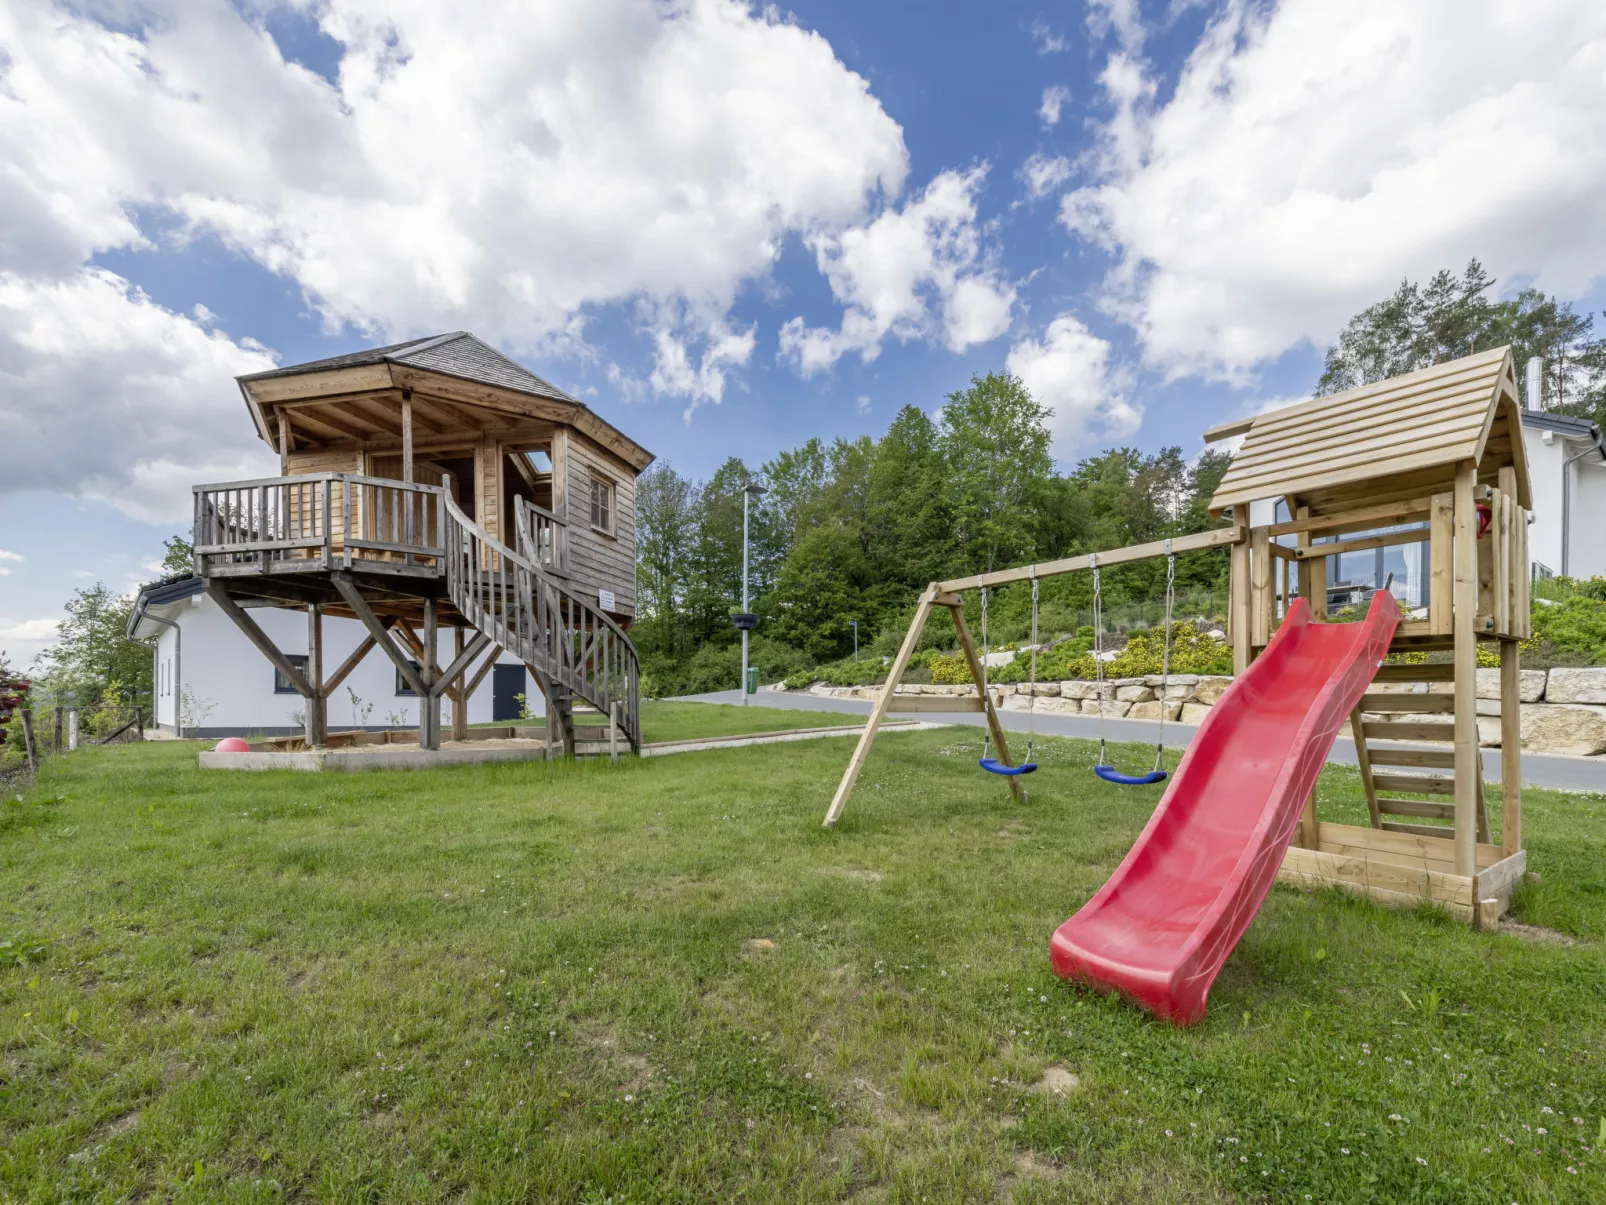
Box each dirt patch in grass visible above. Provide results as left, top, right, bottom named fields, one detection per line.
left=1035, top=1066, right=1081, bottom=1096
left=819, top=867, right=883, bottom=883
left=742, top=937, right=777, bottom=954
left=1495, top=919, right=1579, bottom=946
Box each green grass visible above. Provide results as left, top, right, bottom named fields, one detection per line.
left=2, top=710, right=1603, bottom=1203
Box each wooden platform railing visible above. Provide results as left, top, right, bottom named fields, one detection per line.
left=193, top=474, right=445, bottom=576
left=443, top=494, right=639, bottom=751
left=513, top=495, right=566, bottom=573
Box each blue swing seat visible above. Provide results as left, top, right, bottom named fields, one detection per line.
left=1094, top=765, right=1168, bottom=786
left=980, top=757, right=1037, bottom=777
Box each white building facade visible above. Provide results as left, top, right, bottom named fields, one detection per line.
left=129, top=578, right=543, bottom=738
left=1520, top=409, right=1606, bottom=581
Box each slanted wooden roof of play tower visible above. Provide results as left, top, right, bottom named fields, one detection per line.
left=1205, top=346, right=1530, bottom=516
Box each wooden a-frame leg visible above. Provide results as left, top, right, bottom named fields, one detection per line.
left=1350, top=708, right=1380, bottom=833
left=947, top=603, right=1024, bottom=804
left=823, top=586, right=937, bottom=828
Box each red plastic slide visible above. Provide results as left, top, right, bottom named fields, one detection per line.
left=1050, top=591, right=1400, bottom=1025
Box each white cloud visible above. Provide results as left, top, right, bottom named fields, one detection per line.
left=1065, top=0, right=1606, bottom=380
left=1005, top=314, right=1140, bottom=456
left=779, top=167, right=1015, bottom=375
left=1029, top=18, right=1069, bottom=55
left=0, top=270, right=279, bottom=523
left=1038, top=85, right=1071, bottom=127
left=1087, top=0, right=1147, bottom=54
left=0, top=0, right=914, bottom=516
left=0, top=618, right=59, bottom=641
left=1019, top=153, right=1074, bottom=201
left=0, top=550, right=21, bottom=576
left=855, top=394, right=871, bottom=415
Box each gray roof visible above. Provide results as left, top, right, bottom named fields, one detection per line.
left=127, top=575, right=204, bottom=641
left=238, top=332, right=579, bottom=405
left=1522, top=408, right=1606, bottom=462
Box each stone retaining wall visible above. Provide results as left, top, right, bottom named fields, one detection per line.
left=781, top=665, right=1606, bottom=757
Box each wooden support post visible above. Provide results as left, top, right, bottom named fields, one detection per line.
left=401, top=390, right=414, bottom=484
left=20, top=709, right=38, bottom=773
left=319, top=635, right=376, bottom=700
left=330, top=576, right=428, bottom=703
left=306, top=603, right=326, bottom=748
left=609, top=701, right=620, bottom=766
left=451, top=627, right=469, bottom=741
left=949, top=601, right=1024, bottom=804
left=68, top=710, right=79, bottom=751
left=1452, top=462, right=1479, bottom=877
left=823, top=586, right=938, bottom=827
left=1500, top=638, right=1522, bottom=857
left=1350, top=709, right=1382, bottom=830
left=419, top=597, right=440, bottom=750
left=1251, top=525, right=1272, bottom=647
left=277, top=412, right=290, bottom=475
left=1230, top=510, right=1251, bottom=673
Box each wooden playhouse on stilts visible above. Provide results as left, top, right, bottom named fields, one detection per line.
left=827, top=346, right=1533, bottom=928
left=1208, top=346, right=1532, bottom=925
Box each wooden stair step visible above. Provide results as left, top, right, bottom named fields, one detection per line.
left=1371, top=772, right=1457, bottom=796
left=1373, top=662, right=1457, bottom=682
left=1378, top=797, right=1456, bottom=820
left=1360, top=692, right=1456, bottom=714
left=1380, top=820, right=1456, bottom=840
left=1361, top=720, right=1454, bottom=742
left=1365, top=746, right=1455, bottom=769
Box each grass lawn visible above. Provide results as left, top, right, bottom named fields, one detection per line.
left=483, top=700, right=861, bottom=746
left=2, top=706, right=1604, bottom=1203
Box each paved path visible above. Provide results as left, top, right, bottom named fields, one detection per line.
left=684, top=689, right=1606, bottom=794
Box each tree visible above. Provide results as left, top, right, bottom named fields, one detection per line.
left=160, top=535, right=194, bottom=576
left=635, top=463, right=696, bottom=624
left=764, top=522, right=870, bottom=661
left=31, top=583, right=150, bottom=711
left=1318, top=259, right=1605, bottom=426
left=938, top=372, right=1054, bottom=574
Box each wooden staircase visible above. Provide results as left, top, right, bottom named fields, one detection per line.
left=442, top=494, right=640, bottom=754
left=1353, top=662, right=1489, bottom=842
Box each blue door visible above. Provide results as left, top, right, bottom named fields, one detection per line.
left=492, top=664, right=526, bottom=721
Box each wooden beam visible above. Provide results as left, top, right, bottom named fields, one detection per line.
left=934, top=526, right=1239, bottom=593
left=1359, top=692, right=1456, bottom=714
left=1372, top=662, right=1457, bottom=682
left=401, top=391, right=414, bottom=484
left=883, top=695, right=987, bottom=713
left=330, top=574, right=428, bottom=697
left=1267, top=497, right=1431, bottom=538
left=1452, top=460, right=1479, bottom=877
left=823, top=586, right=938, bottom=827
left=1350, top=710, right=1382, bottom=829
left=1361, top=720, right=1454, bottom=742
left=1500, top=638, right=1522, bottom=856
left=306, top=603, right=326, bottom=747
left=1230, top=513, right=1251, bottom=672
left=429, top=631, right=492, bottom=700
left=1291, top=527, right=1428, bottom=560
left=319, top=634, right=377, bottom=699
left=1201, top=415, right=1257, bottom=443
left=204, top=583, right=314, bottom=697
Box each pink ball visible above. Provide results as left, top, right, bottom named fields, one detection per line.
left=214, top=737, right=251, bottom=753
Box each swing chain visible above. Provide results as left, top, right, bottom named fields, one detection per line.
left=1091, top=553, right=1108, bottom=765
left=1153, top=539, right=1175, bottom=774
left=978, top=577, right=989, bottom=760
left=1026, top=569, right=1038, bottom=762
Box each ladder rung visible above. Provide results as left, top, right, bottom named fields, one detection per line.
left=1373, top=662, right=1457, bottom=682
left=1380, top=820, right=1456, bottom=839
left=1377, top=797, right=1455, bottom=820
left=1361, top=721, right=1454, bottom=742
left=1360, top=692, right=1456, bottom=714
left=1372, top=772, right=1458, bottom=796
left=1365, top=746, right=1455, bottom=770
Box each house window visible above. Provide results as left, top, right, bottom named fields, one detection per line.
left=396, top=661, right=422, bottom=697
left=274, top=654, right=309, bottom=694
left=589, top=474, right=615, bottom=535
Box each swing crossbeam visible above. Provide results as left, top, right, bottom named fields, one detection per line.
left=823, top=526, right=1243, bottom=827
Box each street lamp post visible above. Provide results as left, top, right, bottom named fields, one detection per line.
left=850, top=619, right=858, bottom=662
left=738, top=483, right=767, bottom=705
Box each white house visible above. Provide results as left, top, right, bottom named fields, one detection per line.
left=1520, top=408, right=1606, bottom=581
left=128, top=577, right=543, bottom=738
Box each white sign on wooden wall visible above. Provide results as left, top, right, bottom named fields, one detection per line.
left=598, top=588, right=616, bottom=612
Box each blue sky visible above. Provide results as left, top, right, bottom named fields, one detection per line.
left=3, top=0, right=1605, bottom=668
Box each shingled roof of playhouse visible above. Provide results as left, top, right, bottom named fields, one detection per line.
left=1205, top=346, right=1531, bottom=517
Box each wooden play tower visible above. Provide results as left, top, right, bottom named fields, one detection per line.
left=192, top=332, right=652, bottom=755
left=829, top=346, right=1532, bottom=926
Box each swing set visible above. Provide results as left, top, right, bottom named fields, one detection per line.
left=822, top=527, right=1236, bottom=825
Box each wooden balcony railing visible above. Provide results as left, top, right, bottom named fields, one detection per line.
left=193, top=474, right=446, bottom=577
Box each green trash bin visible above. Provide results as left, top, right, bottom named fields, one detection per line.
left=746, top=667, right=759, bottom=695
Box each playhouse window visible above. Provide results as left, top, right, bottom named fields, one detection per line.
left=589, top=474, right=615, bottom=535
left=274, top=654, right=309, bottom=694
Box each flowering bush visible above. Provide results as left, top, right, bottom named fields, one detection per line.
left=993, top=621, right=1232, bottom=682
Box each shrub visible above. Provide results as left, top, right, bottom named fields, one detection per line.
left=994, top=621, right=1231, bottom=682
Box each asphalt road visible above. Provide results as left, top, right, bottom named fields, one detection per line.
left=685, top=688, right=1606, bottom=794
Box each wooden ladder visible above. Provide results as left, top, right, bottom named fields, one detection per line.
left=1353, top=662, right=1489, bottom=842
